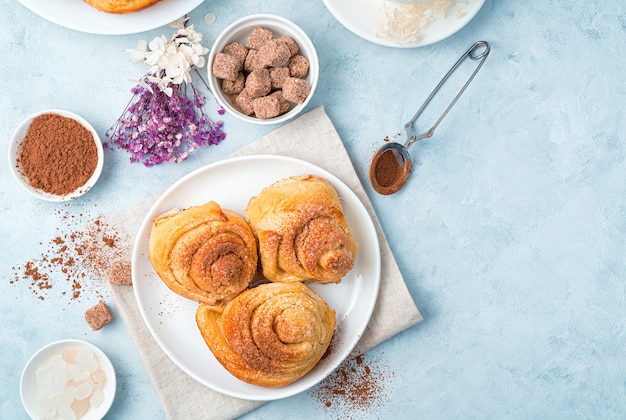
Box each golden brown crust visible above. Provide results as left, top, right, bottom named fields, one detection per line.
left=196, top=282, right=336, bottom=387
left=244, top=175, right=358, bottom=284
left=83, top=0, right=162, bottom=14
left=148, top=201, right=258, bottom=306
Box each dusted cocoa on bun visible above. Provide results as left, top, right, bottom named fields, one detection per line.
left=244, top=175, right=358, bottom=284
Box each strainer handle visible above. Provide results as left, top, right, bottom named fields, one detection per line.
left=404, top=41, right=490, bottom=149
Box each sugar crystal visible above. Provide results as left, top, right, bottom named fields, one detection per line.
left=33, top=345, right=107, bottom=419
left=75, top=348, right=94, bottom=367
left=90, top=389, right=105, bottom=408
left=74, top=382, right=93, bottom=400
left=57, top=406, right=76, bottom=420
left=71, top=397, right=90, bottom=417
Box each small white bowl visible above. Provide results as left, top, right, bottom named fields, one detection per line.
left=8, top=109, right=104, bottom=201
left=20, top=339, right=116, bottom=419
left=208, top=14, right=319, bottom=125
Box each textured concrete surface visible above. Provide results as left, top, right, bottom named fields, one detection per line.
left=1, top=0, right=625, bottom=418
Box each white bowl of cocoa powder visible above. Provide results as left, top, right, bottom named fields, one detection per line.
left=8, top=109, right=104, bottom=201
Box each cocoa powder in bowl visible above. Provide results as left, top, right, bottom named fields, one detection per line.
left=11, top=111, right=103, bottom=201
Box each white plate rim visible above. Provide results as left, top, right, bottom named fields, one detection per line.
left=132, top=154, right=381, bottom=400
left=17, top=0, right=203, bottom=35
left=322, top=0, right=486, bottom=48
left=20, top=339, right=117, bottom=419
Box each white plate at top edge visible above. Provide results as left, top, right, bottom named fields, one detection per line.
left=132, top=155, right=381, bottom=400
left=17, top=0, right=203, bottom=35
left=322, top=0, right=486, bottom=48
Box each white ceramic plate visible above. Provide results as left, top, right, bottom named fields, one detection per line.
left=17, top=0, right=203, bottom=35
left=20, top=339, right=116, bottom=419
left=132, top=155, right=381, bottom=400
left=323, top=0, right=486, bottom=48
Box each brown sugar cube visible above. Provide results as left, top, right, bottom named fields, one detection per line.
left=248, top=27, right=274, bottom=49
left=227, top=93, right=240, bottom=113
left=234, top=90, right=255, bottom=116
left=245, top=68, right=272, bottom=99
left=270, top=90, right=291, bottom=114
left=253, top=96, right=281, bottom=119
left=282, top=77, right=311, bottom=103
left=222, top=72, right=245, bottom=95
left=258, top=39, right=292, bottom=68
left=278, top=35, right=299, bottom=56
left=212, top=53, right=242, bottom=81
left=222, top=42, right=249, bottom=65
left=84, top=302, right=113, bottom=331
left=109, top=260, right=132, bottom=286
left=243, top=49, right=266, bottom=73
left=288, top=55, right=310, bottom=78
left=270, top=67, right=291, bottom=90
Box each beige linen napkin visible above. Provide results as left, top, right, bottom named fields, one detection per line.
left=105, top=106, right=422, bottom=419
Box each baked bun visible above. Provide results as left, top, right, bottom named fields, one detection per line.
left=196, top=282, right=336, bottom=387
left=148, top=201, right=258, bottom=306
left=83, top=0, right=162, bottom=14
left=244, top=175, right=358, bottom=284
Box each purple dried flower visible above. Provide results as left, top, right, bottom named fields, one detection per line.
left=105, top=20, right=225, bottom=167
left=105, top=72, right=226, bottom=167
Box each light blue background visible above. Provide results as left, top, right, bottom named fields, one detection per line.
left=1, top=0, right=625, bottom=418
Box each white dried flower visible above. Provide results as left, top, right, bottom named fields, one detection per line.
left=127, top=40, right=148, bottom=63
left=127, top=19, right=209, bottom=96
left=168, top=16, right=189, bottom=30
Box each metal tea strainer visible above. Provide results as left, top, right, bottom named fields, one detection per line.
left=369, top=41, right=490, bottom=195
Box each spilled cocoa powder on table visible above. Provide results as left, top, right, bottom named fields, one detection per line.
left=10, top=204, right=130, bottom=304
left=309, top=353, right=394, bottom=418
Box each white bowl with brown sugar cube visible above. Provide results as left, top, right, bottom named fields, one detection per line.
left=20, top=339, right=116, bottom=419
left=208, top=14, right=319, bottom=125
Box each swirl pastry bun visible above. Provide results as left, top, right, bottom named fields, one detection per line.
left=83, top=0, right=162, bottom=14
left=196, top=282, right=336, bottom=387
left=148, top=201, right=258, bottom=306
left=244, top=175, right=358, bottom=284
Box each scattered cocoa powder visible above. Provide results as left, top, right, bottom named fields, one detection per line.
left=10, top=205, right=130, bottom=303
left=310, top=353, right=393, bottom=418
left=17, top=113, right=98, bottom=196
